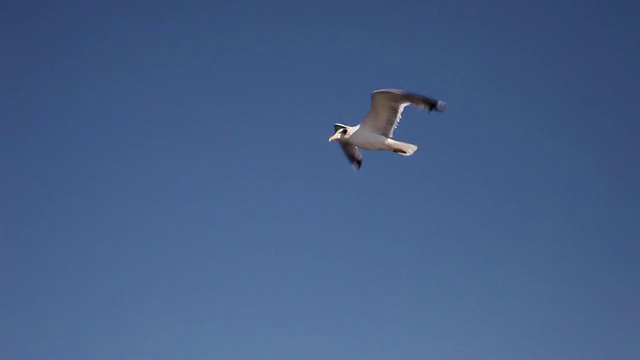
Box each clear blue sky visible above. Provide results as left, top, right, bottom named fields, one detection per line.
left=2, top=1, right=639, bottom=359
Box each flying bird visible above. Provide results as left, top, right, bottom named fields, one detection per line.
left=329, top=89, right=447, bottom=170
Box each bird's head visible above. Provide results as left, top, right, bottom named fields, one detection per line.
left=329, top=124, right=349, bottom=142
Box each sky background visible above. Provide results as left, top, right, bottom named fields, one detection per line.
left=2, top=1, right=639, bottom=359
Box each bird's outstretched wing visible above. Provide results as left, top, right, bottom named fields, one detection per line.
left=360, top=89, right=446, bottom=138
left=339, top=142, right=362, bottom=170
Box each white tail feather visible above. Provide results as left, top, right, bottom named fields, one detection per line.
left=388, top=140, right=418, bottom=156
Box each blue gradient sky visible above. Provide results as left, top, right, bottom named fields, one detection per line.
left=2, top=1, right=639, bottom=359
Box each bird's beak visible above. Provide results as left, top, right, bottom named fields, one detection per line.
left=328, top=132, right=340, bottom=142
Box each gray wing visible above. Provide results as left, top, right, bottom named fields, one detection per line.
left=360, top=89, right=447, bottom=138
left=339, top=142, right=362, bottom=170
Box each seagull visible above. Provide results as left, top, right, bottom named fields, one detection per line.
left=329, top=89, right=447, bottom=170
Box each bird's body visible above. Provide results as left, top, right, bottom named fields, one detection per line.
left=347, top=127, right=415, bottom=153
left=349, top=126, right=386, bottom=150
left=329, top=89, right=447, bottom=170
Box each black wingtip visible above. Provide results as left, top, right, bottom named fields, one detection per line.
left=353, top=159, right=362, bottom=171
left=435, top=100, right=447, bottom=112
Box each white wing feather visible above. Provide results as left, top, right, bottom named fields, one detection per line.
left=360, top=89, right=446, bottom=138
